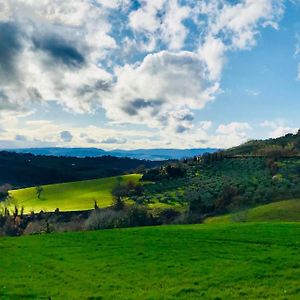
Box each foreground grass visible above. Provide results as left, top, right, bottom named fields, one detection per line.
left=0, top=223, right=300, bottom=299
left=205, top=199, right=300, bottom=224
left=3, top=174, right=142, bottom=214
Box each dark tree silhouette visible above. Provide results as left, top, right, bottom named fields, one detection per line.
left=36, top=186, right=44, bottom=199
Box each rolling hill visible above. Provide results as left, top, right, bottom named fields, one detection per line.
left=2, top=174, right=142, bottom=214
left=205, top=199, right=300, bottom=224
left=0, top=223, right=299, bottom=299
left=0, top=151, right=160, bottom=187
left=225, top=129, right=300, bottom=156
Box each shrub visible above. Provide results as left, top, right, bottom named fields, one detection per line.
left=24, top=221, right=45, bottom=235
left=52, top=220, right=84, bottom=233
left=127, top=205, right=152, bottom=227
left=85, top=209, right=128, bottom=230
left=157, top=208, right=181, bottom=224
left=3, top=217, right=21, bottom=236
left=0, top=184, right=12, bottom=201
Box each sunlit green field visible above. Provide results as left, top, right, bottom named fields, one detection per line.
left=0, top=223, right=300, bottom=299
left=2, top=174, right=142, bottom=214
left=205, top=199, right=300, bottom=224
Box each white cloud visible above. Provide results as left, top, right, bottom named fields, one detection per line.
left=160, top=0, right=191, bottom=49
left=129, top=1, right=165, bottom=33
left=129, top=0, right=190, bottom=50
left=0, top=0, right=285, bottom=139
left=216, top=122, right=251, bottom=135
left=245, top=88, right=261, bottom=96
left=0, top=113, right=253, bottom=150
left=270, top=127, right=297, bottom=138
left=103, top=50, right=219, bottom=132
left=122, top=0, right=283, bottom=132
left=195, top=0, right=284, bottom=82
left=198, top=36, right=226, bottom=81
left=0, top=0, right=10, bottom=22
left=208, top=0, right=284, bottom=50
left=260, top=120, right=298, bottom=138
left=0, top=0, right=115, bottom=114
left=101, top=137, right=127, bottom=144
left=199, top=121, right=212, bottom=131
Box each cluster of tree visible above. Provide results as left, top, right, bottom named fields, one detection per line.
left=0, top=206, right=29, bottom=236
left=185, top=184, right=241, bottom=218
left=0, top=151, right=162, bottom=188
left=0, top=206, right=91, bottom=236
left=85, top=205, right=154, bottom=230
left=142, top=156, right=300, bottom=220
left=109, top=178, right=144, bottom=210
left=0, top=184, right=12, bottom=201
left=142, top=164, right=186, bottom=181
left=188, top=158, right=300, bottom=215
left=200, top=151, right=225, bottom=164
left=257, top=144, right=297, bottom=159
left=0, top=203, right=184, bottom=236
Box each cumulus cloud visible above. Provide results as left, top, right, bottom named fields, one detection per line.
left=129, top=0, right=190, bottom=50
left=107, top=0, right=283, bottom=132
left=0, top=0, right=285, bottom=135
left=196, top=0, right=283, bottom=79
left=101, top=137, right=127, bottom=144
left=0, top=0, right=115, bottom=113
left=103, top=51, right=219, bottom=132
left=217, top=122, right=251, bottom=135
left=260, top=120, right=298, bottom=138
left=60, top=131, right=73, bottom=143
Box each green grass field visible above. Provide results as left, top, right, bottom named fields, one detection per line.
left=2, top=174, right=142, bottom=214
left=205, top=199, right=300, bottom=224
left=0, top=223, right=300, bottom=299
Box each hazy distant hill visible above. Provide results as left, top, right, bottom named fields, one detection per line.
left=7, top=147, right=219, bottom=161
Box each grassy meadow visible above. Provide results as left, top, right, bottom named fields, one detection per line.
left=205, top=199, right=300, bottom=224
left=2, top=174, right=142, bottom=214
left=0, top=222, right=300, bottom=299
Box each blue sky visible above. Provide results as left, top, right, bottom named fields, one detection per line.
left=0, top=0, right=299, bottom=149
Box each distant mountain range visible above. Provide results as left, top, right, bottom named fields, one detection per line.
left=6, top=147, right=219, bottom=161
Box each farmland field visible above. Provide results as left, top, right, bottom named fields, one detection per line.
left=0, top=223, right=300, bottom=299
left=2, top=174, right=142, bottom=214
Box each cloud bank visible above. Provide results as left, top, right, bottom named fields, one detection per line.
left=0, top=0, right=285, bottom=137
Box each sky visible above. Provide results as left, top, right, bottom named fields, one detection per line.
left=0, top=0, right=299, bottom=150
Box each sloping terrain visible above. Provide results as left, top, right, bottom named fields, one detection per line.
left=225, top=130, right=300, bottom=156
left=205, top=199, right=300, bottom=224
left=142, top=157, right=300, bottom=215
left=2, top=174, right=142, bottom=214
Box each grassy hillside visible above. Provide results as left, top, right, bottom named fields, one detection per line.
left=142, top=157, right=300, bottom=214
left=205, top=199, right=300, bottom=224
left=2, top=174, right=142, bottom=214
left=0, top=223, right=300, bottom=299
